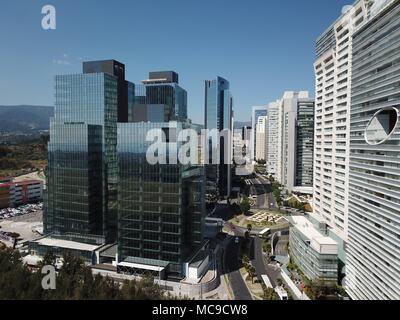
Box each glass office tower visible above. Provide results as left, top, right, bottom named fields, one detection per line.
left=44, top=71, right=119, bottom=244
left=204, top=77, right=233, bottom=198
left=134, top=71, right=187, bottom=122
left=117, top=122, right=205, bottom=278
left=44, top=123, right=104, bottom=243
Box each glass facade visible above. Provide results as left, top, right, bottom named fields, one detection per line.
left=129, top=82, right=187, bottom=122
left=44, top=72, right=118, bottom=245
left=204, top=77, right=233, bottom=198
left=117, top=122, right=205, bottom=277
left=288, top=216, right=339, bottom=284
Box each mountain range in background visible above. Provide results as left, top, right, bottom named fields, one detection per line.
left=0, top=105, right=250, bottom=134
left=233, top=121, right=251, bottom=130
left=0, top=106, right=54, bottom=133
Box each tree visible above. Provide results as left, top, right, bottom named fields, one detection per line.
left=240, top=197, right=251, bottom=214
left=263, top=243, right=272, bottom=254
left=0, top=247, right=173, bottom=300
left=263, top=287, right=279, bottom=300
left=7, top=232, right=20, bottom=249
left=248, top=266, right=257, bottom=284
left=247, top=223, right=253, bottom=233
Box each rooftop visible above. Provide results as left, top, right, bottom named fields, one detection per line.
left=0, top=180, right=43, bottom=188
left=288, top=216, right=338, bottom=254
left=34, top=237, right=101, bottom=252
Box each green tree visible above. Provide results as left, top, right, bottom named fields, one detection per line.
left=240, top=196, right=251, bottom=214
left=248, top=265, right=257, bottom=284
left=263, top=287, right=279, bottom=300
left=247, top=223, right=253, bottom=233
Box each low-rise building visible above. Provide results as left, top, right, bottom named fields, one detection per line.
left=0, top=180, right=43, bottom=209
left=288, top=215, right=338, bottom=284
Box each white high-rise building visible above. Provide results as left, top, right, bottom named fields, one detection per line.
left=346, top=0, right=400, bottom=300
left=255, top=116, right=268, bottom=162
left=313, top=0, right=369, bottom=241
left=266, top=101, right=280, bottom=177
left=251, top=106, right=268, bottom=161
left=315, top=0, right=400, bottom=300
left=266, top=91, right=313, bottom=192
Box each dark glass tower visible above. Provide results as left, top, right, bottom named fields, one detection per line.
left=44, top=69, right=119, bottom=244
left=134, top=71, right=187, bottom=122
left=83, top=60, right=131, bottom=123
left=117, top=122, right=205, bottom=278
left=204, top=77, right=233, bottom=198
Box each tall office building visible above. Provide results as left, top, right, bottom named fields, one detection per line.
left=44, top=62, right=121, bottom=244
left=133, top=71, right=187, bottom=122
left=313, top=1, right=369, bottom=241
left=41, top=61, right=208, bottom=278
left=117, top=122, right=206, bottom=279
left=266, top=92, right=313, bottom=192
left=251, top=106, right=268, bottom=161
left=83, top=60, right=132, bottom=123
left=267, top=101, right=281, bottom=177
left=204, top=77, right=233, bottom=198
left=296, top=98, right=315, bottom=188
left=346, top=0, right=400, bottom=300
left=255, top=116, right=268, bottom=162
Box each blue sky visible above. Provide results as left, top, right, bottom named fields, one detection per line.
left=0, top=0, right=351, bottom=124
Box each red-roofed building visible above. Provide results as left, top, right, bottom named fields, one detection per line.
left=0, top=180, right=43, bottom=209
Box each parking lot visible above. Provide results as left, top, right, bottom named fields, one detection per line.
left=0, top=208, right=43, bottom=247
left=0, top=203, right=43, bottom=220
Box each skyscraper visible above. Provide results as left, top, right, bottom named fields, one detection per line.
left=346, top=0, right=400, bottom=300
left=255, top=116, right=268, bottom=162
left=135, top=71, right=188, bottom=122
left=83, top=60, right=132, bottom=123
left=44, top=65, right=120, bottom=244
left=251, top=106, right=268, bottom=161
left=266, top=92, right=313, bottom=192
left=267, top=101, right=281, bottom=177
left=296, top=98, right=315, bottom=188
left=38, top=61, right=209, bottom=279
left=313, top=1, right=368, bottom=241
left=204, top=77, right=233, bottom=198
left=117, top=122, right=206, bottom=279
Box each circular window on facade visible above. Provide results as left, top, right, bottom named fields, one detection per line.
left=365, top=107, right=399, bottom=145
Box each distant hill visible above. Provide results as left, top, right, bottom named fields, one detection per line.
left=0, top=105, right=54, bottom=133
left=234, top=121, right=251, bottom=130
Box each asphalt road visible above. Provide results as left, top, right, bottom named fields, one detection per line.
left=223, top=236, right=253, bottom=300
left=252, top=236, right=281, bottom=287
left=249, top=174, right=278, bottom=211
left=275, top=236, right=289, bottom=256
left=255, top=174, right=278, bottom=211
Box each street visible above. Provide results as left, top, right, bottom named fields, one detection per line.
left=249, top=173, right=278, bottom=211
left=223, top=236, right=253, bottom=300
left=252, top=236, right=281, bottom=287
